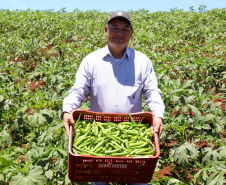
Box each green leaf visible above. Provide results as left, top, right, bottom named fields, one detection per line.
left=187, top=104, right=201, bottom=118
left=182, top=80, right=193, bottom=89
left=203, top=147, right=219, bottom=164
left=165, top=178, right=185, bottom=184
left=201, top=124, right=212, bottom=130
left=169, top=88, right=184, bottom=95
left=217, top=170, right=226, bottom=185
left=79, top=101, right=89, bottom=110
left=40, top=109, right=53, bottom=117
left=45, top=169, right=53, bottom=179
left=184, top=142, right=199, bottom=157
left=0, top=174, right=4, bottom=181
left=65, top=172, right=71, bottom=184
left=170, top=142, right=198, bottom=167
left=56, top=148, right=67, bottom=156
left=218, top=145, right=226, bottom=160
left=0, top=131, right=12, bottom=146
left=194, top=170, right=202, bottom=179
left=206, top=171, right=219, bottom=185
left=9, top=166, right=47, bottom=185
left=203, top=169, right=208, bottom=180
left=209, top=87, right=216, bottom=96
left=28, top=113, right=47, bottom=127
left=202, top=114, right=215, bottom=123
left=0, top=157, right=13, bottom=172
left=0, top=95, right=4, bottom=102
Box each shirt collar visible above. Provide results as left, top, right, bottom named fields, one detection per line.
left=103, top=45, right=131, bottom=60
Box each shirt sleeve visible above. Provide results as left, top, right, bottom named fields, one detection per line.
left=143, top=60, right=165, bottom=119
left=62, top=59, right=91, bottom=117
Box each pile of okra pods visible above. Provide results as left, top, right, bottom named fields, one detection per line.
left=72, top=115, right=155, bottom=157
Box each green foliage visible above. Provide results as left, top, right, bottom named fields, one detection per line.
left=0, top=7, right=225, bottom=185
left=9, top=166, right=47, bottom=185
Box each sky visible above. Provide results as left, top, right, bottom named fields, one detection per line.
left=1, top=0, right=226, bottom=13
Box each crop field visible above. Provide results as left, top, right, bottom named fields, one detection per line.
left=0, top=7, right=225, bottom=185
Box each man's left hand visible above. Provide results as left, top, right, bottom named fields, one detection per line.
left=151, top=117, right=164, bottom=137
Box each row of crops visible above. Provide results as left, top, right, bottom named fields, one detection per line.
left=0, top=7, right=225, bottom=185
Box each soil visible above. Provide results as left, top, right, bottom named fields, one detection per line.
left=29, top=81, right=45, bottom=91
left=154, top=165, right=172, bottom=180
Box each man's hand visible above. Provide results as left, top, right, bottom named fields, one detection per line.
left=63, top=112, right=75, bottom=137
left=151, top=117, right=164, bottom=137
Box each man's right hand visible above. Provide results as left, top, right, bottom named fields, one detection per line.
left=63, top=112, right=75, bottom=137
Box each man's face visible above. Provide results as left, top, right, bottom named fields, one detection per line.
left=105, top=19, right=133, bottom=49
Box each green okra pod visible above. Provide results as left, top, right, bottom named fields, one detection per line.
left=128, top=141, right=146, bottom=147
left=105, top=147, right=123, bottom=154
left=74, top=113, right=81, bottom=131
left=132, top=148, right=152, bottom=155
left=85, top=122, right=91, bottom=131
left=109, top=152, right=129, bottom=156
left=73, top=117, right=155, bottom=157
left=73, top=135, right=86, bottom=146
left=91, top=139, right=106, bottom=152
left=78, top=138, right=93, bottom=148
left=128, top=114, right=136, bottom=124
left=111, top=141, right=122, bottom=149
left=73, top=145, right=104, bottom=156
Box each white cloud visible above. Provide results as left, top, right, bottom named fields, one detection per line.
left=7, top=0, right=28, bottom=9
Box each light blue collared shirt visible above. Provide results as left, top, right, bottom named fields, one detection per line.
left=62, top=46, right=165, bottom=118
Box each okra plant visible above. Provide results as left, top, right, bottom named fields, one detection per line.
left=0, top=7, right=225, bottom=185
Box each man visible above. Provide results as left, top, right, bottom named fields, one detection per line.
left=62, top=10, right=164, bottom=140
left=62, top=9, right=164, bottom=185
